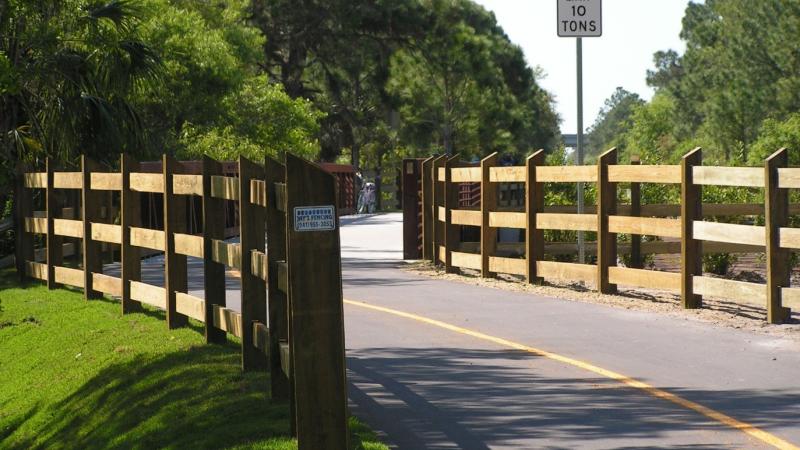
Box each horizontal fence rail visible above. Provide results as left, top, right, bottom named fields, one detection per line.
left=418, top=146, right=800, bottom=324
left=15, top=153, right=349, bottom=450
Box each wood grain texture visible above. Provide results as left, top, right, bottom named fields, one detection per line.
left=173, top=174, right=203, bottom=196
left=536, top=261, right=595, bottom=283
left=693, top=221, right=765, bottom=247
left=25, top=217, right=47, bottom=234
left=450, top=167, right=481, bottom=182
left=285, top=153, right=349, bottom=450
left=681, top=148, right=703, bottom=309
left=488, top=256, right=526, bottom=276
left=777, top=167, right=800, bottom=189
left=53, top=218, right=83, bottom=238
left=176, top=292, right=206, bottom=322
left=212, top=305, right=243, bottom=338
left=451, top=209, right=481, bottom=226
left=608, top=267, right=680, bottom=291
left=91, top=223, right=122, bottom=244
left=692, top=166, right=764, bottom=187
left=129, top=227, right=166, bottom=251
left=210, top=239, right=242, bottom=269
left=607, top=165, right=681, bottom=184
left=53, top=172, right=82, bottom=189
left=489, top=166, right=526, bottom=182
left=536, top=213, right=598, bottom=231
left=250, top=249, right=268, bottom=281
left=693, top=276, right=766, bottom=304
left=536, top=165, right=597, bottom=183
left=173, top=233, right=204, bottom=258
left=489, top=211, right=526, bottom=229
left=24, top=172, right=47, bottom=188
left=90, top=173, right=122, bottom=191
left=129, top=172, right=164, bottom=193
left=203, top=156, right=227, bottom=344
left=450, top=251, right=481, bottom=270
left=607, top=216, right=682, bottom=238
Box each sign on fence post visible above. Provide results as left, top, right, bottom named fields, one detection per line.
left=285, top=153, right=349, bottom=450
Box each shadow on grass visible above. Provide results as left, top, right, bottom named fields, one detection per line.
left=5, top=343, right=290, bottom=450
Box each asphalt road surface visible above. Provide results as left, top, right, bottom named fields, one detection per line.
left=121, top=212, right=800, bottom=449
left=341, top=213, right=800, bottom=450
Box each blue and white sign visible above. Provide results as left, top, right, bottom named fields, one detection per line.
left=294, top=205, right=336, bottom=232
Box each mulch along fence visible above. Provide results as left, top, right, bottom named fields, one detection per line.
left=411, top=147, right=800, bottom=324
left=14, top=154, right=349, bottom=450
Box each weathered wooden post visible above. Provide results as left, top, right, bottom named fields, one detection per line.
left=163, top=155, right=189, bottom=329
left=265, top=156, right=291, bottom=401
left=526, top=150, right=546, bottom=284
left=597, top=147, right=617, bottom=294
left=421, top=156, right=435, bottom=262
left=629, top=156, right=642, bottom=269
left=285, top=153, right=348, bottom=450
left=402, top=158, right=423, bottom=259
left=203, top=156, right=227, bottom=344
left=444, top=155, right=460, bottom=273
left=765, top=148, right=791, bottom=323
left=81, top=155, right=103, bottom=299
left=238, top=156, right=267, bottom=371
left=432, top=155, right=447, bottom=264
left=15, top=162, right=34, bottom=283
left=46, top=157, right=62, bottom=289
left=681, top=147, right=703, bottom=309
left=121, top=154, right=142, bottom=314
left=481, top=152, right=499, bottom=278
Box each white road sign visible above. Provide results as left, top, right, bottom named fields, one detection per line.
left=557, top=0, right=602, bottom=37
left=294, top=206, right=336, bottom=232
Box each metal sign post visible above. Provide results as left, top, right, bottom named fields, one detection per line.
left=557, top=0, right=602, bottom=264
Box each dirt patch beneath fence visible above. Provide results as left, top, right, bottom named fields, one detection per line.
left=403, top=261, right=800, bottom=342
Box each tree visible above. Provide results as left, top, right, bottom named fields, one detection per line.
left=586, top=87, right=644, bottom=161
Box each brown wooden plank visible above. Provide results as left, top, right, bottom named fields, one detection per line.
left=46, top=158, right=62, bottom=289
left=129, top=172, right=164, bottom=193
left=608, top=216, right=682, bottom=238
left=526, top=150, right=545, bottom=284
left=25, top=217, right=47, bottom=234
left=681, top=148, right=703, bottom=309
left=250, top=179, right=267, bottom=207
left=608, top=267, right=680, bottom=291
left=265, top=156, right=290, bottom=401
left=239, top=156, right=267, bottom=371
left=24, top=172, right=47, bottom=188
left=285, top=153, right=348, bottom=450
left=211, top=175, right=239, bottom=200
left=130, top=281, right=167, bottom=309
left=163, top=155, right=189, bottom=329
left=597, top=148, right=618, bottom=294
left=173, top=233, right=204, bottom=258
left=450, top=167, right=481, bottom=182
left=52, top=218, right=83, bottom=238
left=91, top=223, right=122, bottom=244
left=121, top=154, right=142, bottom=314
left=692, top=221, right=765, bottom=247
left=451, top=209, right=482, bottom=226
left=765, top=148, right=791, bottom=323
left=274, top=182, right=287, bottom=212
left=488, top=256, right=526, bottom=276
left=212, top=305, right=243, bottom=337
left=172, top=174, right=203, bottom=196
left=481, top=152, right=498, bottom=278
left=432, top=156, right=447, bottom=264
left=25, top=261, right=48, bottom=280
left=54, top=266, right=84, bottom=288
left=536, top=213, right=597, bottom=231
left=92, top=273, right=122, bottom=297
left=692, top=166, right=764, bottom=187
left=203, top=156, right=227, bottom=344
left=421, top=156, right=435, bottom=262
left=444, top=155, right=461, bottom=274
left=176, top=292, right=206, bottom=322
left=489, top=166, right=526, bottom=182
left=129, top=226, right=166, bottom=251
left=693, top=276, right=765, bottom=304
left=210, top=239, right=242, bottom=269
left=90, top=172, right=122, bottom=191
left=536, top=261, right=595, bottom=283
left=53, top=172, right=82, bottom=189
left=536, top=165, right=597, bottom=183
left=607, top=165, right=681, bottom=184
left=250, top=250, right=268, bottom=281
left=450, top=251, right=481, bottom=270
left=777, top=168, right=800, bottom=189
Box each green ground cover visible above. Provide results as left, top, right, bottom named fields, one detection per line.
left=0, top=271, right=385, bottom=449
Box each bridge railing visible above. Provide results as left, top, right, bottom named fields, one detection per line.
left=16, top=153, right=349, bottom=450
left=418, top=147, right=799, bottom=324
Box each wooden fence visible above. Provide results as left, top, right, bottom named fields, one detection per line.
left=418, top=147, right=800, bottom=324
left=15, top=153, right=349, bottom=450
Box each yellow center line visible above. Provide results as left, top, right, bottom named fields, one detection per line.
left=344, top=298, right=799, bottom=450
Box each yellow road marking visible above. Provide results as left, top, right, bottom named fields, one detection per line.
left=344, top=299, right=799, bottom=450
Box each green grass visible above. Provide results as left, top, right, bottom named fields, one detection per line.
left=0, top=271, right=387, bottom=450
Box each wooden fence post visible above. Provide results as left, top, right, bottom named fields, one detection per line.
left=238, top=156, right=267, bottom=371
left=681, top=147, right=703, bottom=309
left=121, top=153, right=142, bottom=314
left=265, top=156, right=290, bottom=400
left=163, top=155, right=188, bottom=329
left=432, top=155, right=447, bottom=264
left=203, top=156, right=227, bottom=344
left=421, top=156, right=435, bottom=262
left=481, top=152, right=499, bottom=278
left=597, top=147, right=617, bottom=294
left=15, top=162, right=33, bottom=283
left=285, top=153, right=348, bottom=450
left=444, top=155, right=460, bottom=274
left=629, top=156, right=642, bottom=269
left=46, top=157, right=62, bottom=289
left=765, top=147, right=791, bottom=324
left=82, top=155, right=103, bottom=299
left=526, top=150, right=545, bottom=284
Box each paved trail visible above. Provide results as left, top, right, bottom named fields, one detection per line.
left=342, top=213, right=800, bottom=449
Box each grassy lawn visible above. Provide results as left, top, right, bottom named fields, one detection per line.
left=0, top=270, right=386, bottom=450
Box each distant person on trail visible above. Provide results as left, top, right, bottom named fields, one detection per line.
left=358, top=182, right=376, bottom=214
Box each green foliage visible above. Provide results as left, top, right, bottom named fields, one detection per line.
left=586, top=87, right=644, bottom=161
left=0, top=270, right=386, bottom=449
